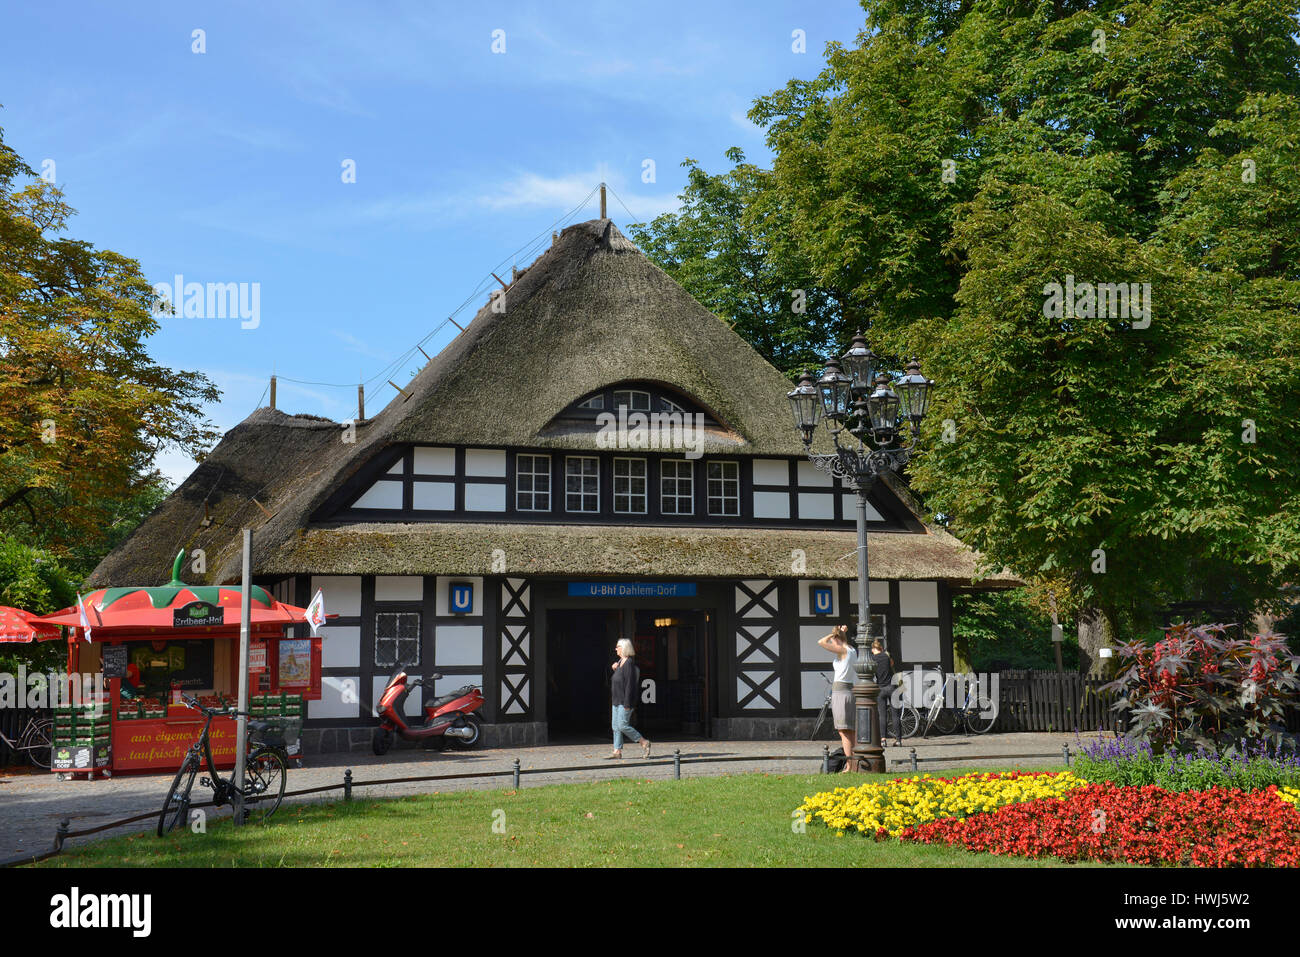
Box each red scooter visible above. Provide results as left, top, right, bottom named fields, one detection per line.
left=372, top=667, right=484, bottom=755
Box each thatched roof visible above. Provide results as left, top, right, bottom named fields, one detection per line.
left=266, top=521, right=1018, bottom=586
left=89, top=219, right=1016, bottom=589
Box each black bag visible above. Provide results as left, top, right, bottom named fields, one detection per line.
left=825, top=746, right=849, bottom=774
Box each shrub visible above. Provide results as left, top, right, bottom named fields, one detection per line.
left=1101, top=622, right=1300, bottom=754
left=1074, top=735, right=1300, bottom=791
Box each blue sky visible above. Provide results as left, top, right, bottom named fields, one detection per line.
left=1, top=1, right=870, bottom=485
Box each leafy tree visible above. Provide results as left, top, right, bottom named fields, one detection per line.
left=953, top=589, right=1077, bottom=672
left=0, top=533, right=78, bottom=674
left=639, top=1, right=1300, bottom=671
left=628, top=150, right=846, bottom=378
left=0, top=123, right=218, bottom=561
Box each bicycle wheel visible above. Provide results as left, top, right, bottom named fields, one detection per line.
left=964, top=696, right=998, bottom=734
left=21, top=718, right=53, bottom=769
left=898, top=707, right=920, bottom=739
left=243, top=748, right=287, bottom=823
left=810, top=697, right=831, bottom=740
left=931, top=708, right=959, bottom=735
left=158, top=754, right=199, bottom=837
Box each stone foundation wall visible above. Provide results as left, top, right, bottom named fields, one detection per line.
left=300, top=722, right=548, bottom=755
left=712, top=717, right=828, bottom=740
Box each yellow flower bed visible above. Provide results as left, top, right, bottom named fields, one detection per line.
left=1278, top=786, right=1300, bottom=809
left=797, top=771, right=1087, bottom=837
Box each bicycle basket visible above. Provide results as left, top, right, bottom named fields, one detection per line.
left=251, top=717, right=302, bottom=756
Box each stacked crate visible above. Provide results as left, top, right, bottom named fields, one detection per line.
left=251, top=693, right=304, bottom=762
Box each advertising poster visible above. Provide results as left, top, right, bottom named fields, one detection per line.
left=278, top=638, right=311, bottom=688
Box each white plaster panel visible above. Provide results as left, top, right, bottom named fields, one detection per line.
left=465, top=449, right=506, bottom=477
left=798, top=492, right=835, bottom=520
left=841, top=494, right=884, bottom=521
left=465, top=483, right=506, bottom=511
left=413, top=447, right=455, bottom=474
left=752, top=459, right=789, bottom=486
left=375, top=576, right=423, bottom=602
left=412, top=481, right=454, bottom=510
left=796, top=461, right=833, bottom=488
left=321, top=625, right=360, bottom=668
left=801, top=671, right=828, bottom=710
left=753, top=491, right=790, bottom=519
left=901, top=625, right=942, bottom=662
left=436, top=624, right=484, bottom=666
left=309, top=676, right=359, bottom=720
left=800, top=624, right=835, bottom=663
left=899, top=580, right=940, bottom=619
left=848, top=579, right=890, bottom=608
left=310, top=576, right=361, bottom=617
left=353, top=480, right=402, bottom=510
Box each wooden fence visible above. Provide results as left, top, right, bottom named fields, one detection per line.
left=993, top=669, right=1123, bottom=733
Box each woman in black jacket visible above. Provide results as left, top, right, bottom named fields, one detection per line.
left=607, top=638, right=651, bottom=759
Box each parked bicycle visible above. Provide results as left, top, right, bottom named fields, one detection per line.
left=157, top=694, right=288, bottom=836
left=810, top=673, right=920, bottom=742
left=920, top=671, right=997, bottom=737
left=0, top=713, right=53, bottom=769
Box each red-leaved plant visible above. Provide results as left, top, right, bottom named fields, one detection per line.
left=1101, top=623, right=1300, bottom=755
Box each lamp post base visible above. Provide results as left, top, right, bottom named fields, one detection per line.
left=852, top=680, right=885, bottom=773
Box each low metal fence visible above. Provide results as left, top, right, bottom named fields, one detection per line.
left=1, top=745, right=1080, bottom=868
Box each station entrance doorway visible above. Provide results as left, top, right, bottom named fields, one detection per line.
left=545, top=607, right=713, bottom=739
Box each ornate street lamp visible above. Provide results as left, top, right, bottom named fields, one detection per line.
left=787, top=339, right=934, bottom=772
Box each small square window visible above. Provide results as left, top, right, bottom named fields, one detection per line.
left=516, top=454, right=551, bottom=511
left=565, top=456, right=599, bottom=512
left=374, top=612, right=421, bottom=669
left=660, top=460, right=693, bottom=515
left=706, top=461, right=739, bottom=516
left=613, top=458, right=647, bottom=514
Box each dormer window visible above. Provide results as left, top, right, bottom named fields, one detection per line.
left=613, top=389, right=651, bottom=412
left=577, top=395, right=605, bottom=410
left=658, top=396, right=685, bottom=414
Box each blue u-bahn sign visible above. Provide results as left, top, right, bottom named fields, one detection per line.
left=449, top=581, right=474, bottom=613
left=811, top=586, right=834, bottom=615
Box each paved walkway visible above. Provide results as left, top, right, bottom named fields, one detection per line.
left=0, top=731, right=1104, bottom=862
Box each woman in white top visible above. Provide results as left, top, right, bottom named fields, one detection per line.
left=817, top=623, right=857, bottom=771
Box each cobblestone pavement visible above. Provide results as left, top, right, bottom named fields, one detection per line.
left=0, top=730, right=1105, bottom=862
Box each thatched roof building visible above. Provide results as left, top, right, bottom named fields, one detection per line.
left=93, top=218, right=1016, bottom=748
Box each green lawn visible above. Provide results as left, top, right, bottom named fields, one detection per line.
left=39, top=768, right=1124, bottom=868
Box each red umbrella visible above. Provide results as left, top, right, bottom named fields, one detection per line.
left=0, top=606, right=62, bottom=643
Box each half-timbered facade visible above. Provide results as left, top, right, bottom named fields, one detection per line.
left=92, top=219, right=1015, bottom=749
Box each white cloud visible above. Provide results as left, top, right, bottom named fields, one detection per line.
left=479, top=166, right=680, bottom=221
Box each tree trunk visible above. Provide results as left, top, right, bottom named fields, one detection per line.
left=1077, top=605, right=1116, bottom=676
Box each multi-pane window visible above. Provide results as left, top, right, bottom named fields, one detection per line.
left=516, top=454, right=551, bottom=511
left=613, top=389, right=651, bottom=412
left=577, top=395, right=604, bottom=410
left=613, top=458, right=647, bottom=514
left=706, top=461, right=740, bottom=516
left=565, top=456, right=599, bottom=512
left=661, top=460, right=694, bottom=515
left=658, top=396, right=686, bottom=414
left=374, top=612, right=421, bottom=669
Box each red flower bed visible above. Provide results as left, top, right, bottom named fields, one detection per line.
left=897, top=783, right=1300, bottom=866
